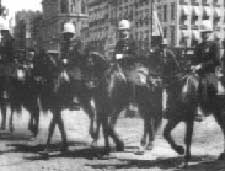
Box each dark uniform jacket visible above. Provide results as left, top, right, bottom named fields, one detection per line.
left=161, top=48, right=180, bottom=86
left=115, top=38, right=138, bottom=57
left=193, top=41, right=220, bottom=75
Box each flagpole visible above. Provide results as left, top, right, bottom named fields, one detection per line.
left=150, top=0, right=153, bottom=50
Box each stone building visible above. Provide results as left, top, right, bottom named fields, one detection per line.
left=86, top=0, right=154, bottom=58
left=41, top=0, right=88, bottom=55
left=14, top=10, right=42, bottom=52
left=156, top=0, right=225, bottom=48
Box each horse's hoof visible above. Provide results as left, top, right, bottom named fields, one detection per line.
left=104, top=146, right=111, bottom=153
left=0, top=127, right=5, bottom=130
left=91, top=140, right=97, bottom=148
left=90, top=132, right=98, bottom=140
left=38, top=149, right=50, bottom=159
left=134, top=150, right=145, bottom=155
left=175, top=145, right=184, bottom=155
left=116, top=141, right=124, bottom=151
left=145, top=144, right=153, bottom=151
left=10, top=127, right=15, bottom=133
left=60, top=145, right=69, bottom=152
left=140, top=138, right=146, bottom=146
left=219, top=153, right=225, bottom=160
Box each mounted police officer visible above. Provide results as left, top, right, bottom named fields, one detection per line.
left=115, top=20, right=138, bottom=63
left=161, top=38, right=181, bottom=115
left=192, top=20, right=220, bottom=121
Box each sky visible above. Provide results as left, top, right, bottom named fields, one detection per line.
left=2, top=0, right=42, bottom=18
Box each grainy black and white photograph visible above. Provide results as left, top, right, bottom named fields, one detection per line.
left=0, top=0, right=225, bottom=170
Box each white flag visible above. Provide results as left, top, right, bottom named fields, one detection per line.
left=152, top=4, right=163, bottom=37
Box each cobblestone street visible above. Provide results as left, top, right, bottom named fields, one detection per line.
left=0, top=108, right=224, bottom=171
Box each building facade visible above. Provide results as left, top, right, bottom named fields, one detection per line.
left=41, top=0, right=88, bottom=55
left=86, top=0, right=153, bottom=59
left=14, top=11, right=42, bottom=52
left=156, top=0, right=225, bottom=48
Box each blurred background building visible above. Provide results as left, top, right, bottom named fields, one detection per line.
left=41, top=0, right=88, bottom=56
left=85, top=0, right=153, bottom=59
left=11, top=0, right=225, bottom=58
left=156, top=0, right=225, bottom=48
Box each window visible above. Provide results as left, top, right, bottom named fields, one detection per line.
left=60, top=22, right=64, bottom=32
left=81, top=0, right=86, bottom=14
left=135, top=32, right=139, bottom=39
left=60, top=0, right=68, bottom=14
left=179, top=0, right=188, bottom=5
left=203, top=7, right=210, bottom=20
left=191, top=0, right=199, bottom=5
left=164, top=27, right=167, bottom=38
left=171, top=2, right=176, bottom=20
left=214, top=0, right=219, bottom=6
left=70, top=5, right=74, bottom=13
left=164, top=5, right=167, bottom=22
left=171, top=26, right=175, bottom=46
left=202, top=0, right=209, bottom=5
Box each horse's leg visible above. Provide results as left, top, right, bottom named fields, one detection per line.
left=184, top=119, right=194, bottom=166
left=107, top=108, right=124, bottom=151
left=55, top=108, right=68, bottom=151
left=29, top=104, right=39, bottom=138
left=213, top=110, right=225, bottom=160
left=1, top=103, right=6, bottom=130
left=9, top=109, right=15, bottom=133
left=164, top=118, right=184, bottom=155
left=102, top=115, right=109, bottom=149
left=82, top=98, right=97, bottom=140
left=28, top=112, right=33, bottom=131
left=46, top=116, right=56, bottom=148
left=140, top=118, right=148, bottom=147
left=33, top=107, right=40, bottom=138
left=147, top=118, right=156, bottom=151
left=92, top=111, right=102, bottom=147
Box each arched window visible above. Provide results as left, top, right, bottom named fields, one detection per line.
left=81, top=0, right=86, bottom=14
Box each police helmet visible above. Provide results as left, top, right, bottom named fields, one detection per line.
left=118, top=20, right=130, bottom=30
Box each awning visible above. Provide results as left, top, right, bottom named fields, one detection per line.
left=203, top=7, right=211, bottom=16
left=192, top=31, right=200, bottom=40
left=181, top=6, right=190, bottom=16
left=192, top=6, right=200, bottom=16
left=214, top=9, right=221, bottom=18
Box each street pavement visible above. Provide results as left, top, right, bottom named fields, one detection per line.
left=0, top=108, right=224, bottom=171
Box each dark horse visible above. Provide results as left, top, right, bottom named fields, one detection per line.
left=84, top=52, right=162, bottom=151
left=163, top=63, right=225, bottom=165
left=35, top=50, right=96, bottom=151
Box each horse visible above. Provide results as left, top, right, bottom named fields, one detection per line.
left=34, top=50, right=97, bottom=151
left=163, top=63, right=225, bottom=166
left=6, top=59, right=41, bottom=136
left=84, top=52, right=162, bottom=151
